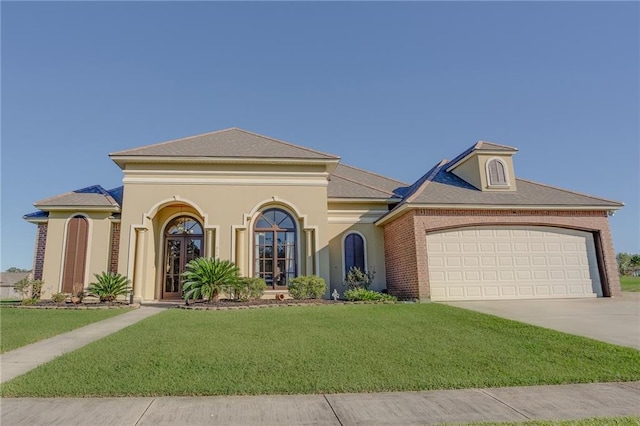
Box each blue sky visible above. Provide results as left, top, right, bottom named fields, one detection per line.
left=1, top=1, right=638, bottom=270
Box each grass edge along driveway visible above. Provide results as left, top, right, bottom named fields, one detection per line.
left=0, top=308, right=133, bottom=353
left=2, top=303, right=639, bottom=397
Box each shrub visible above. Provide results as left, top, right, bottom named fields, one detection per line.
left=51, top=292, right=66, bottom=303
left=344, top=288, right=397, bottom=302
left=344, top=267, right=375, bottom=290
left=13, top=277, right=44, bottom=301
left=87, top=272, right=131, bottom=302
left=227, top=277, right=267, bottom=301
left=21, top=298, right=38, bottom=306
left=182, top=258, right=239, bottom=303
left=288, top=275, right=327, bottom=299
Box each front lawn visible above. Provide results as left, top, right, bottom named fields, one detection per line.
left=620, top=276, right=640, bottom=292
left=2, top=304, right=639, bottom=397
left=0, top=308, right=133, bottom=353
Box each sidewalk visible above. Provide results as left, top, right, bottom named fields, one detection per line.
left=0, top=306, right=165, bottom=383
left=2, top=381, right=639, bottom=425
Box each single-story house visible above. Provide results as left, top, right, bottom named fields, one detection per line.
left=0, top=272, right=32, bottom=299
left=24, top=128, right=623, bottom=302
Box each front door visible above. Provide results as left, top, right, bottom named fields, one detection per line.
left=163, top=216, right=203, bottom=299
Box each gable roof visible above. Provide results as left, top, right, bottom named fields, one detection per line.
left=328, top=163, right=408, bottom=200
left=110, top=128, right=340, bottom=162
left=446, top=140, right=518, bottom=171
left=34, top=185, right=120, bottom=210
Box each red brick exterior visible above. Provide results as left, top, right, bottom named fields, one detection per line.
left=383, top=209, right=621, bottom=300
left=33, top=224, right=47, bottom=281
left=109, top=222, right=120, bottom=273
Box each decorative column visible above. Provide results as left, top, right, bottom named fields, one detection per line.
left=133, top=228, right=147, bottom=301
left=206, top=229, right=215, bottom=258
left=305, top=229, right=314, bottom=275
left=236, top=229, right=246, bottom=276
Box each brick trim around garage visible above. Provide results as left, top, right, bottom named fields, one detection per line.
left=382, top=209, right=621, bottom=300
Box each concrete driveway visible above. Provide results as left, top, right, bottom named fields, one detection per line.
left=443, top=293, right=640, bottom=350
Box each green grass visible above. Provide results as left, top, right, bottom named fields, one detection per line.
left=620, top=276, right=640, bottom=292
left=473, top=417, right=640, bottom=425
left=2, top=304, right=639, bottom=397
left=0, top=308, right=133, bottom=353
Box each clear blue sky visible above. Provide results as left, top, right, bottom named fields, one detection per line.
left=2, top=2, right=638, bottom=270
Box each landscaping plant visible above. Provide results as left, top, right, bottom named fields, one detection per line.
left=226, top=277, right=267, bottom=301
left=50, top=292, right=66, bottom=304
left=344, top=288, right=397, bottom=302
left=344, top=267, right=375, bottom=290
left=288, top=275, right=326, bottom=299
left=87, top=272, right=131, bottom=302
left=182, top=258, right=239, bottom=303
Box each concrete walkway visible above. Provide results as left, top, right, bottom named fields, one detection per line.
left=2, top=381, right=639, bottom=425
left=0, top=307, right=164, bottom=383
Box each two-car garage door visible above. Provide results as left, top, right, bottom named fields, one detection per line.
left=427, top=226, right=602, bottom=301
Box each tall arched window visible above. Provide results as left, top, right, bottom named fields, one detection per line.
left=344, top=232, right=365, bottom=275
left=254, top=208, right=297, bottom=289
left=163, top=216, right=203, bottom=299
left=62, top=215, right=89, bottom=293
left=487, top=159, right=508, bottom=186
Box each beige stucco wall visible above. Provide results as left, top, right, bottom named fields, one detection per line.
left=117, top=162, right=334, bottom=301
left=40, top=211, right=115, bottom=298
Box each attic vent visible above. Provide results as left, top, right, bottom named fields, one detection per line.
left=487, top=159, right=508, bottom=186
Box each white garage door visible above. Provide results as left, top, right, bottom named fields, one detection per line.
left=427, top=226, right=602, bottom=301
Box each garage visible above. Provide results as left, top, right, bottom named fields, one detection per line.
left=427, top=226, right=603, bottom=301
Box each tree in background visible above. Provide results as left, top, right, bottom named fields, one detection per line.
left=4, top=267, right=31, bottom=273
left=616, top=252, right=640, bottom=276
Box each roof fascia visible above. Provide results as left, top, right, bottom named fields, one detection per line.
left=33, top=205, right=121, bottom=213
left=328, top=197, right=402, bottom=203
left=24, top=217, right=48, bottom=224
left=110, top=155, right=341, bottom=170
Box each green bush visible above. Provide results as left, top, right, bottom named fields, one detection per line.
left=288, top=275, right=327, bottom=299
left=87, top=272, right=131, bottom=302
left=344, top=267, right=375, bottom=290
left=227, top=277, right=267, bottom=301
left=20, top=298, right=38, bottom=306
left=13, top=278, right=44, bottom=301
left=344, top=288, right=397, bottom=302
left=182, top=258, right=239, bottom=303
left=51, top=292, right=66, bottom=303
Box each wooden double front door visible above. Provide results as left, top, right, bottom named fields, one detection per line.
left=163, top=217, right=203, bottom=299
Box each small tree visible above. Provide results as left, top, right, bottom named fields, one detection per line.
left=87, top=272, right=131, bottom=302
left=344, top=267, right=375, bottom=290
left=13, top=277, right=32, bottom=301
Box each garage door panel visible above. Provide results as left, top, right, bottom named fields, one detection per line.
left=427, top=226, right=602, bottom=301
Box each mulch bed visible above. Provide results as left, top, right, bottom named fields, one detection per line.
left=178, top=298, right=395, bottom=310
left=4, top=300, right=133, bottom=310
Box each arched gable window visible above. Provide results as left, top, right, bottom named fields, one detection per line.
left=487, top=159, right=508, bottom=186
left=62, top=215, right=89, bottom=293
left=254, top=208, right=297, bottom=289
left=344, top=232, right=365, bottom=274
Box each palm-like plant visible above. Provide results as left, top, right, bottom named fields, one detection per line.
left=87, top=272, right=131, bottom=302
left=182, top=258, right=239, bottom=303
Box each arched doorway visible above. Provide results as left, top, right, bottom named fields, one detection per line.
left=163, top=216, right=203, bottom=299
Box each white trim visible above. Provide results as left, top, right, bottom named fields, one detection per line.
left=327, top=209, right=388, bottom=224
left=35, top=206, right=120, bottom=212
left=341, top=231, right=368, bottom=281
left=58, top=213, right=93, bottom=292
left=123, top=170, right=329, bottom=178
left=327, top=197, right=402, bottom=203
left=485, top=157, right=510, bottom=187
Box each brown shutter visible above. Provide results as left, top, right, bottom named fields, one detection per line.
left=62, top=217, right=89, bottom=292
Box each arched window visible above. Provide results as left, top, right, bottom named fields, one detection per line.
left=487, top=159, right=508, bottom=186
left=62, top=215, right=89, bottom=293
left=344, top=233, right=365, bottom=275
left=163, top=216, right=203, bottom=299
left=254, top=208, right=297, bottom=289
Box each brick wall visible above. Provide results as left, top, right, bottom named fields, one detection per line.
left=382, top=211, right=419, bottom=299
left=33, top=223, right=47, bottom=281
left=109, top=222, right=120, bottom=273
left=383, top=209, right=621, bottom=300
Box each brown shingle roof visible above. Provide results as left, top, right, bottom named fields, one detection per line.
left=328, top=164, right=408, bottom=199
left=34, top=185, right=119, bottom=209
left=404, top=163, right=623, bottom=208
left=110, top=128, right=340, bottom=160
